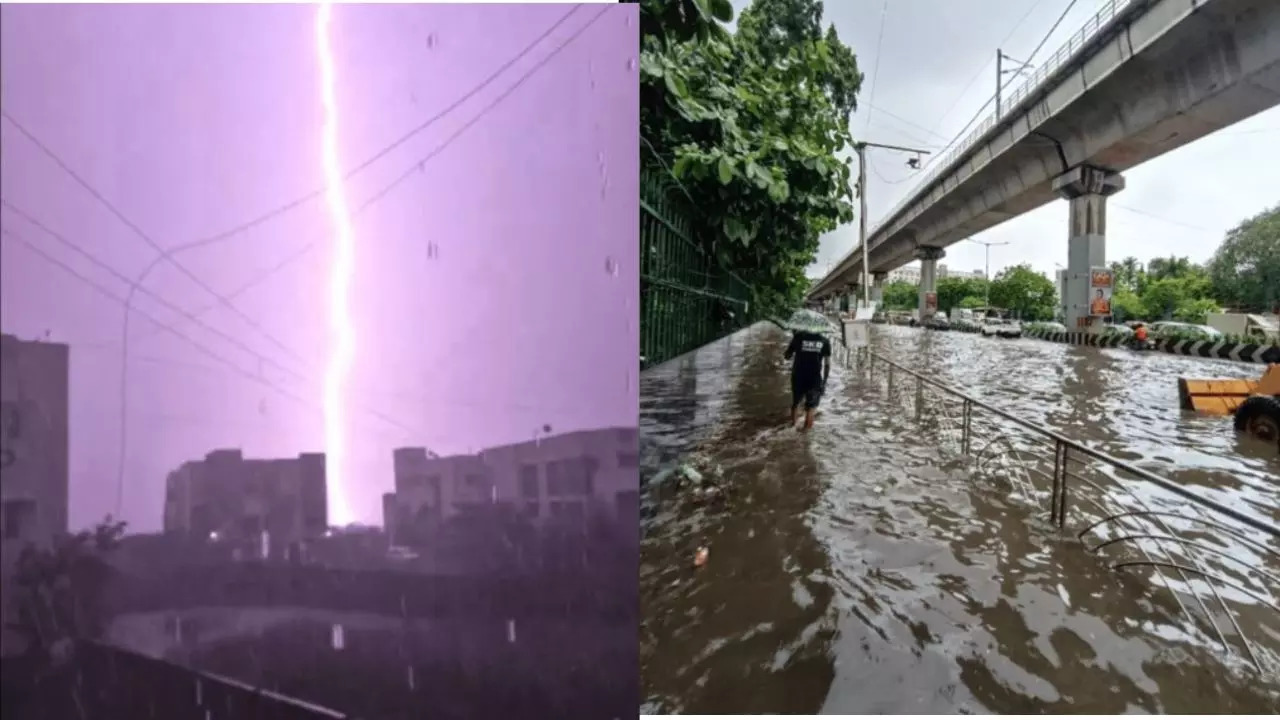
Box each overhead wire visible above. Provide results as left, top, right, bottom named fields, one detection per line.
left=2, top=5, right=615, bottom=514
left=929, top=0, right=1053, bottom=135
left=0, top=6, right=590, bottom=489
left=1, top=228, right=325, bottom=419
left=122, top=4, right=614, bottom=351
left=0, top=112, right=314, bottom=369
left=859, top=0, right=890, bottom=135
left=920, top=0, right=1081, bottom=174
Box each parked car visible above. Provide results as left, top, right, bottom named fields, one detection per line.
left=981, top=318, right=1022, bottom=338
left=924, top=313, right=951, bottom=330
left=996, top=320, right=1023, bottom=338
left=1149, top=321, right=1223, bottom=341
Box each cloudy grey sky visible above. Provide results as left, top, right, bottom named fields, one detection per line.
left=731, top=0, right=1280, bottom=281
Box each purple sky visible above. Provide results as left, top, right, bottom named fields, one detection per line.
left=0, top=3, right=639, bottom=531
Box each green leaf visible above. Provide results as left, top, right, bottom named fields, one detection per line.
left=709, top=0, right=734, bottom=22
left=664, top=71, right=689, bottom=100
left=717, top=156, right=735, bottom=185
left=639, top=52, right=665, bottom=78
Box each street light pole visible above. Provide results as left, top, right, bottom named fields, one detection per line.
left=967, top=238, right=1009, bottom=308
left=856, top=143, right=869, bottom=309
left=853, top=140, right=933, bottom=309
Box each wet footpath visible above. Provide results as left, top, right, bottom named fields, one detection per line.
left=639, top=322, right=1280, bottom=715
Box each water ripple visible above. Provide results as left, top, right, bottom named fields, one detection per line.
left=641, top=323, right=1280, bottom=715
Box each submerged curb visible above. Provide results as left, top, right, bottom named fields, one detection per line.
left=1022, top=326, right=1280, bottom=364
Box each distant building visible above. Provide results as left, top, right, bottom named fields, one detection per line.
left=163, top=449, right=327, bottom=560
left=384, top=427, right=640, bottom=541
left=0, top=334, right=70, bottom=656
left=888, top=266, right=921, bottom=285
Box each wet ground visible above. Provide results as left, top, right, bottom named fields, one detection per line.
left=639, top=322, right=1280, bottom=715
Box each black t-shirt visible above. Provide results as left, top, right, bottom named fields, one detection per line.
left=785, top=331, right=831, bottom=385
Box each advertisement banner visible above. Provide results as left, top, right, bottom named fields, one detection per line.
left=924, top=292, right=938, bottom=314
left=1089, top=267, right=1114, bottom=317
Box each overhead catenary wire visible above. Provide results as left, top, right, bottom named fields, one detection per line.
left=920, top=0, right=1081, bottom=174
left=929, top=0, right=1054, bottom=136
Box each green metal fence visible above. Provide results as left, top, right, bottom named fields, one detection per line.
left=640, top=160, right=751, bottom=370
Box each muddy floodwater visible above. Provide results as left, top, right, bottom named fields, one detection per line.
left=640, top=322, right=1280, bottom=715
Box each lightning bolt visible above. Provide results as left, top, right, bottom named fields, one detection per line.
left=316, top=1, right=355, bottom=526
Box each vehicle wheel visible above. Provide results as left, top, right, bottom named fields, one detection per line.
left=1234, top=395, right=1280, bottom=446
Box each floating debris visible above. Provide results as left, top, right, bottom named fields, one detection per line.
left=694, top=546, right=709, bottom=568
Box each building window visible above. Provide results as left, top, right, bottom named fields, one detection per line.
left=1, top=499, right=36, bottom=540
left=519, top=464, right=539, bottom=499
left=549, top=500, right=585, bottom=524
left=617, top=451, right=639, bottom=468
left=546, top=460, right=562, bottom=495
left=548, top=458, right=595, bottom=496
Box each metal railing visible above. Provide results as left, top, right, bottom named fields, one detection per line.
left=838, top=338, right=1280, bottom=673
left=640, top=141, right=752, bottom=370
left=821, top=0, right=1136, bottom=291
left=69, top=640, right=349, bottom=720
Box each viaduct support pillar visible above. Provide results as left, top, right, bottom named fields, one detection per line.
left=871, top=272, right=887, bottom=307
left=915, top=247, right=945, bottom=320
left=1052, top=165, right=1124, bottom=333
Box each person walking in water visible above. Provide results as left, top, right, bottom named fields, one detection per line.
left=784, top=328, right=831, bottom=431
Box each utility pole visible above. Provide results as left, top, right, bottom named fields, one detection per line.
left=995, top=49, right=1034, bottom=119
left=853, top=140, right=933, bottom=309
left=856, top=144, right=869, bottom=309
left=967, top=238, right=1009, bottom=308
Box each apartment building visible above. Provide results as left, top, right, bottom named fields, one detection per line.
left=163, top=449, right=327, bottom=559
left=384, top=427, right=640, bottom=539
left=0, top=334, right=70, bottom=656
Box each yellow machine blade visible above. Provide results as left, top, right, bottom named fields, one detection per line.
left=1178, top=364, right=1280, bottom=415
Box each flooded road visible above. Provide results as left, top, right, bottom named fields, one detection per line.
left=640, top=323, right=1280, bottom=715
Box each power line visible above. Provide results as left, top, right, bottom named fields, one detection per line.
left=40, top=5, right=587, bottom=268
left=1112, top=203, right=1215, bottom=233
left=353, top=6, right=612, bottom=214
left=0, top=200, right=303, bottom=381
left=920, top=0, right=1080, bottom=174
left=124, top=4, right=614, bottom=349
left=110, top=6, right=609, bottom=512
left=1, top=227, right=324, bottom=414
left=0, top=111, right=314, bottom=369
left=131, top=241, right=321, bottom=346
left=0, top=5, right=590, bottom=429
left=860, top=0, right=890, bottom=134
left=868, top=103, right=949, bottom=144
left=868, top=154, right=920, bottom=185
left=930, top=0, right=1052, bottom=134
left=0, top=210, right=424, bottom=508
left=3, top=6, right=614, bottom=514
